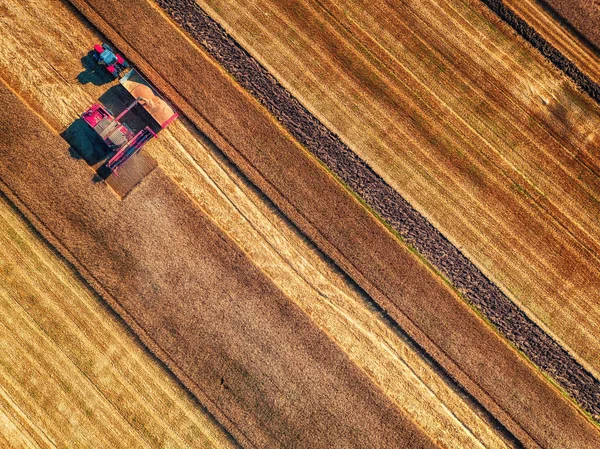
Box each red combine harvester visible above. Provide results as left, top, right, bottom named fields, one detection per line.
left=81, top=45, right=178, bottom=175
left=82, top=101, right=156, bottom=173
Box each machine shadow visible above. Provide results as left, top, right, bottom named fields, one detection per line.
left=61, top=119, right=110, bottom=182
left=77, top=52, right=114, bottom=86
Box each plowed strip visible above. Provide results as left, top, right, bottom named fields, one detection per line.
left=63, top=0, right=600, bottom=447
left=0, top=80, right=437, bottom=449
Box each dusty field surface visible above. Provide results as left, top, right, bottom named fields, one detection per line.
left=0, top=81, right=441, bottom=449
left=182, top=0, right=600, bottom=399
left=0, top=1, right=527, bottom=447
left=0, top=192, right=237, bottom=449
left=543, top=0, right=600, bottom=49
left=61, top=0, right=600, bottom=447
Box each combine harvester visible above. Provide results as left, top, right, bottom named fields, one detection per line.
left=82, top=43, right=178, bottom=176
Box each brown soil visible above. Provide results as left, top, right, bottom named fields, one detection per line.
left=542, top=0, right=600, bottom=50
left=0, top=81, right=440, bottom=449
left=104, top=152, right=157, bottom=198
left=150, top=0, right=600, bottom=423
left=64, top=0, right=600, bottom=447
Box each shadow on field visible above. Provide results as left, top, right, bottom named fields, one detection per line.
left=61, top=119, right=110, bottom=182
left=62, top=119, right=106, bottom=165
left=77, top=52, right=114, bottom=86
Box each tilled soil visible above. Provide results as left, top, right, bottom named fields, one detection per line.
left=0, top=81, right=439, bottom=449
left=154, top=0, right=600, bottom=421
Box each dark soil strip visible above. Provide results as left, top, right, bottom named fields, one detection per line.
left=155, top=0, right=600, bottom=421
left=482, top=0, right=600, bottom=103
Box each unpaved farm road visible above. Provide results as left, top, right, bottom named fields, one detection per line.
left=53, top=0, right=600, bottom=447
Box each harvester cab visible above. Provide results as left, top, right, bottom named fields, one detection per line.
left=92, top=43, right=129, bottom=78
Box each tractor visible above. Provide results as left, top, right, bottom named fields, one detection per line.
left=92, top=43, right=129, bottom=78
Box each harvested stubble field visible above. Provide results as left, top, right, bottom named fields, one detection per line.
left=0, top=80, right=440, bottom=449
left=500, top=0, right=600, bottom=87
left=55, top=0, right=600, bottom=447
left=0, top=0, right=532, bottom=447
left=181, top=0, right=600, bottom=402
left=0, top=192, right=237, bottom=449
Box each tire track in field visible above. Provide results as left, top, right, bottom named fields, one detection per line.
left=154, top=0, right=600, bottom=421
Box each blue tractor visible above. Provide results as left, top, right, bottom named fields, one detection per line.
left=92, top=43, right=129, bottom=78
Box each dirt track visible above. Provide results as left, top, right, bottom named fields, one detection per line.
left=153, top=0, right=600, bottom=421
left=0, top=80, right=443, bottom=448
left=62, top=0, right=600, bottom=447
